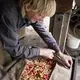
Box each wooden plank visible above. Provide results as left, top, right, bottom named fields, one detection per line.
left=59, top=11, right=72, bottom=52
left=52, top=11, right=71, bottom=52
left=52, top=14, right=63, bottom=45
left=49, top=63, right=72, bottom=80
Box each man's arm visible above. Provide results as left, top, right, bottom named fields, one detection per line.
left=31, top=21, right=61, bottom=53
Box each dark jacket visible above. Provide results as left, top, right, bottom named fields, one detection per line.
left=0, top=0, right=60, bottom=59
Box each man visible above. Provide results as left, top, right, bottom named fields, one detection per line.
left=0, top=0, right=72, bottom=68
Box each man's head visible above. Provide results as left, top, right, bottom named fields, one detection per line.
left=19, top=0, right=56, bottom=23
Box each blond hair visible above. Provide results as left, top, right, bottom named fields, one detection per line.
left=19, top=0, right=56, bottom=17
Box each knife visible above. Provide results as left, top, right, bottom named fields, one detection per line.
left=54, top=53, right=70, bottom=69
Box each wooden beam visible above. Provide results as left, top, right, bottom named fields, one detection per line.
left=56, top=0, right=73, bottom=13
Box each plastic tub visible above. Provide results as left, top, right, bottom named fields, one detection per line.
left=67, top=33, right=80, bottom=49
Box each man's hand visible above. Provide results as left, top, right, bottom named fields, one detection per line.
left=40, top=48, right=55, bottom=59
left=58, top=51, right=73, bottom=68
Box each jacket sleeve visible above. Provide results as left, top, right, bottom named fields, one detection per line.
left=31, top=21, right=61, bottom=53
left=0, top=4, right=40, bottom=59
